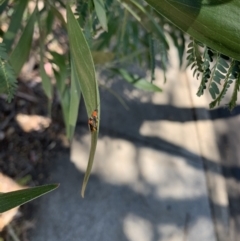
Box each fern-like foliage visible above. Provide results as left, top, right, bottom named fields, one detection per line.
left=187, top=38, right=240, bottom=110
left=0, top=43, right=17, bottom=102
left=186, top=39, right=203, bottom=79
left=196, top=47, right=213, bottom=96
left=228, top=63, right=240, bottom=110
left=209, top=63, right=233, bottom=108
left=208, top=54, right=229, bottom=100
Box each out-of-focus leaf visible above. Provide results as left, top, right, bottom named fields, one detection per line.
left=112, top=68, right=162, bottom=92
left=51, top=51, right=70, bottom=131
left=93, top=0, right=108, bottom=31
left=100, top=84, right=129, bottom=110
left=0, top=0, right=8, bottom=14
left=50, top=51, right=68, bottom=94
left=0, top=43, right=17, bottom=101
left=46, top=8, right=55, bottom=35
left=40, top=60, right=52, bottom=101
left=126, top=0, right=169, bottom=49
left=92, top=51, right=115, bottom=65
left=145, top=0, right=240, bottom=61
left=39, top=47, right=52, bottom=101
left=0, top=184, right=59, bottom=213
left=67, top=5, right=100, bottom=198
left=133, top=78, right=162, bottom=91
left=0, top=0, right=6, bottom=6
left=37, top=7, right=52, bottom=109
left=50, top=3, right=67, bottom=30
left=9, top=8, right=36, bottom=75
left=3, top=0, right=29, bottom=52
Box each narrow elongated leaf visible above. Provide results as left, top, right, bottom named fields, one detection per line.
left=68, top=59, right=81, bottom=140
left=3, top=0, right=29, bottom=52
left=132, top=78, right=162, bottom=92
left=67, top=5, right=99, bottom=116
left=128, top=0, right=169, bottom=49
left=51, top=52, right=70, bottom=133
left=37, top=7, right=52, bottom=113
left=9, top=8, right=36, bottom=75
left=81, top=132, right=98, bottom=198
left=39, top=38, right=52, bottom=101
left=92, top=51, right=115, bottom=65
left=50, top=4, right=67, bottom=30
left=40, top=59, right=52, bottom=100
left=67, top=5, right=100, bottom=197
left=0, top=184, right=59, bottom=213
left=93, top=0, right=108, bottom=32
left=145, top=0, right=240, bottom=61
left=60, top=87, right=71, bottom=136
left=113, top=68, right=162, bottom=92
left=51, top=51, right=67, bottom=94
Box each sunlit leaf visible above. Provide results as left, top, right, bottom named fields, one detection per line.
left=3, top=0, right=28, bottom=52
left=67, top=5, right=100, bottom=197
left=9, top=8, right=36, bottom=75
left=93, top=0, right=108, bottom=32
left=112, top=68, right=162, bottom=92
left=145, top=0, right=240, bottom=61
left=0, top=184, right=59, bottom=213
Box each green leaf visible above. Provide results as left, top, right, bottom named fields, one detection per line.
left=3, top=0, right=29, bottom=52
left=67, top=5, right=100, bottom=197
left=51, top=52, right=68, bottom=94
left=9, top=8, right=36, bottom=75
left=51, top=52, right=70, bottom=131
left=40, top=59, right=52, bottom=100
left=67, top=5, right=99, bottom=117
left=133, top=78, right=162, bottom=91
left=93, top=0, right=108, bottom=32
left=228, top=73, right=240, bottom=111
left=37, top=8, right=52, bottom=113
left=60, top=86, right=71, bottom=136
left=45, top=7, right=55, bottom=35
left=49, top=3, right=67, bottom=30
left=0, top=184, right=59, bottom=213
left=113, top=68, right=162, bottom=92
left=126, top=0, right=169, bottom=49
left=0, top=43, right=17, bottom=101
left=68, top=59, right=81, bottom=140
left=145, top=0, right=240, bottom=61
left=0, top=0, right=8, bottom=15
left=91, top=51, right=115, bottom=65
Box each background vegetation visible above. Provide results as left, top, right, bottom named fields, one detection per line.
left=0, top=0, right=239, bottom=215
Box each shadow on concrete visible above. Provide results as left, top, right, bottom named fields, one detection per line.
left=98, top=125, right=240, bottom=183
left=78, top=88, right=240, bottom=184
left=31, top=151, right=216, bottom=241
left=32, top=80, right=240, bottom=240
left=214, top=120, right=240, bottom=238
left=95, top=102, right=240, bottom=123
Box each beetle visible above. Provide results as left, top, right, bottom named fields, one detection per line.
left=88, top=109, right=98, bottom=132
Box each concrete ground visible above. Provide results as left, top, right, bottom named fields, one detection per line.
left=30, top=47, right=232, bottom=241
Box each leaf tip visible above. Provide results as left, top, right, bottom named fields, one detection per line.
left=81, top=187, right=85, bottom=198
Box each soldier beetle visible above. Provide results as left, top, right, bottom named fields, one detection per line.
left=88, top=109, right=98, bottom=132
